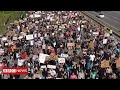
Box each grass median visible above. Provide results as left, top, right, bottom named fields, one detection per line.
left=0, top=11, right=26, bottom=35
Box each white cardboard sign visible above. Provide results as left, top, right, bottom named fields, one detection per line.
left=41, top=65, right=47, bottom=69
left=18, top=36, right=23, bottom=39
left=103, top=39, right=108, bottom=44
left=39, top=53, right=49, bottom=63
left=47, top=65, right=56, bottom=69
left=58, top=58, right=65, bottom=63
left=93, top=32, right=99, bottom=35
left=18, top=59, right=24, bottom=66
left=2, top=37, right=7, bottom=41
left=26, top=34, right=34, bottom=40
left=61, top=54, right=68, bottom=58
left=34, top=14, right=41, bottom=18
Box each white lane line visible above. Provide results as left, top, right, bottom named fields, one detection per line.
left=103, top=14, right=120, bottom=25
left=89, top=11, right=119, bottom=26
left=103, top=11, right=120, bottom=21
left=112, top=11, right=120, bottom=15
left=84, top=11, right=119, bottom=31
left=113, top=11, right=120, bottom=15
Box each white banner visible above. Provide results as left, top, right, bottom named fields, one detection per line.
left=26, top=34, right=34, bottom=40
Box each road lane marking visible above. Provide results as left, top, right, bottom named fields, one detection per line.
left=83, top=11, right=120, bottom=32
left=103, top=11, right=120, bottom=22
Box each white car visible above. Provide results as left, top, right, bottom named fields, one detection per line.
left=97, top=13, right=104, bottom=18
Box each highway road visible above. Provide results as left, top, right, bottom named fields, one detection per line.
left=86, top=11, right=120, bottom=32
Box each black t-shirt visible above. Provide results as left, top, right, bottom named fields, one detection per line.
left=84, top=55, right=90, bottom=63
left=16, top=42, right=21, bottom=48
left=66, top=60, right=72, bottom=67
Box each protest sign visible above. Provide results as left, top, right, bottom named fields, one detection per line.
left=2, top=37, right=7, bottom=41
left=0, top=49, right=4, bottom=54
left=56, top=78, right=63, bottom=79
left=93, top=32, right=99, bottom=35
left=39, top=53, right=49, bottom=63
left=103, top=39, right=108, bottom=44
left=42, top=45, right=46, bottom=49
left=63, top=16, right=67, bottom=18
left=47, top=65, right=56, bottom=69
left=29, top=15, right=34, bottom=18
left=58, top=58, right=65, bottom=63
left=104, top=32, right=110, bottom=37
left=85, top=39, right=90, bottom=42
left=18, top=59, right=24, bottom=66
left=5, top=43, right=8, bottom=46
left=20, top=32, right=26, bottom=36
left=67, top=43, right=75, bottom=47
left=41, top=65, right=47, bottom=69
left=59, top=25, right=65, bottom=29
left=101, top=60, right=110, bottom=68
left=34, top=14, right=41, bottom=18
left=116, top=58, right=120, bottom=68
left=26, top=34, right=34, bottom=40
left=61, top=54, right=68, bottom=58
left=13, top=37, right=18, bottom=40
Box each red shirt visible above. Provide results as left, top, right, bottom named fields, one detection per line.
left=70, top=75, right=77, bottom=79
left=50, top=49, right=55, bottom=54
left=65, top=32, right=69, bottom=36
left=21, top=53, right=26, bottom=60
left=7, top=47, right=11, bottom=52
left=71, top=26, right=76, bottom=31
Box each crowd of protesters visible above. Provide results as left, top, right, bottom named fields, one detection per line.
left=0, top=11, right=120, bottom=79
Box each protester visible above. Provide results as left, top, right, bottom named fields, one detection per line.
left=0, top=11, right=120, bottom=79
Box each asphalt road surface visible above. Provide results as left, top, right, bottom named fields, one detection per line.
left=87, top=11, right=120, bottom=32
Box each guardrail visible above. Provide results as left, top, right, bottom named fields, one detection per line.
left=80, top=11, right=120, bottom=41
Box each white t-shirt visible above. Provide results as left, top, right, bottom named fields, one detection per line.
left=77, top=26, right=80, bottom=31
left=106, top=68, right=112, bottom=73
left=78, top=72, right=85, bottom=79
left=90, top=54, right=95, bottom=61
